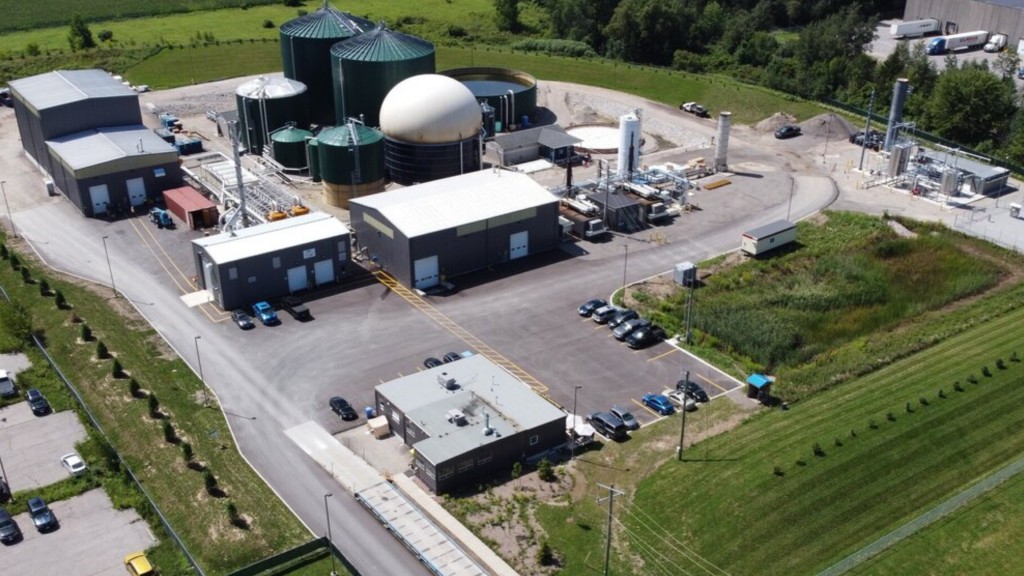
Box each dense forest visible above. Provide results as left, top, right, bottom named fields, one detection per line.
left=506, top=0, right=1024, bottom=166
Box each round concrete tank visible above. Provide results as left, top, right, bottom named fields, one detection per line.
left=317, top=121, right=386, bottom=208
left=331, top=23, right=435, bottom=127
left=271, top=125, right=313, bottom=170
left=441, top=67, right=537, bottom=132
left=379, top=74, right=482, bottom=185
left=279, top=5, right=372, bottom=126
left=617, top=112, right=641, bottom=176
left=235, top=77, right=309, bottom=155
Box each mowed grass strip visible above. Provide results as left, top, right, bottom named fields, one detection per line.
left=624, top=305, right=1024, bottom=576
left=0, top=248, right=310, bottom=575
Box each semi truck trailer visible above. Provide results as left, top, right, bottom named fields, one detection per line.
left=926, top=31, right=989, bottom=55
left=890, top=19, right=941, bottom=38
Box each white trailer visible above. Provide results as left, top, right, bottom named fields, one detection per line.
left=741, top=220, right=796, bottom=256
left=890, top=19, right=941, bottom=38
left=926, top=31, right=989, bottom=55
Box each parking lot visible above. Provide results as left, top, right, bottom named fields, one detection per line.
left=0, top=403, right=87, bottom=491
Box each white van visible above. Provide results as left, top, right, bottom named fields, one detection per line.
left=0, top=370, right=15, bottom=398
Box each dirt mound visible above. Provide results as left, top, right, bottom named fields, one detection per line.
left=755, top=112, right=797, bottom=133
left=800, top=113, right=857, bottom=138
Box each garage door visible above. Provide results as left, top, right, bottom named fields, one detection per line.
left=509, top=231, right=529, bottom=260
left=126, top=177, right=146, bottom=206
left=89, top=185, right=110, bottom=214
left=287, top=265, right=308, bottom=292
left=314, top=259, right=334, bottom=286
left=413, top=255, right=439, bottom=289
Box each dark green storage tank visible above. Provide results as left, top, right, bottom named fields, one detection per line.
left=330, top=23, right=435, bottom=127
left=441, top=67, right=538, bottom=131
left=235, top=77, right=309, bottom=155
left=307, top=139, right=321, bottom=182
left=279, top=4, right=372, bottom=126
left=317, top=122, right=385, bottom=208
left=271, top=125, right=313, bottom=170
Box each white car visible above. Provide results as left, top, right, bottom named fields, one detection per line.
left=60, top=453, right=87, bottom=476
left=665, top=389, right=698, bottom=412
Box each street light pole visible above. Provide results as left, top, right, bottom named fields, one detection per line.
left=101, top=236, right=116, bottom=298
left=621, top=245, right=629, bottom=303
left=194, top=336, right=206, bottom=407
left=324, top=493, right=337, bottom=576
left=1, top=181, right=15, bottom=239
left=678, top=370, right=689, bottom=461
left=570, top=385, right=583, bottom=460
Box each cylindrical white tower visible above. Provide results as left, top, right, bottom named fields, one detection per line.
left=714, top=111, right=732, bottom=173
left=617, top=112, right=641, bottom=177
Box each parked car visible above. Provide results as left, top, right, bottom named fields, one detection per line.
left=625, top=325, right=667, bottom=349
left=850, top=129, right=883, bottom=151
left=423, top=357, right=443, bottom=369
left=0, top=507, right=22, bottom=544
left=443, top=351, right=463, bottom=363
left=148, top=207, right=174, bottom=229
left=0, top=478, right=9, bottom=503
left=281, top=296, right=311, bottom=321
left=677, top=379, right=709, bottom=403
left=607, top=309, right=639, bottom=329
left=60, top=453, right=88, bottom=476
left=124, top=551, right=156, bottom=576
left=251, top=301, right=279, bottom=326
left=26, top=497, right=58, bottom=532
left=578, top=298, right=607, bottom=317
left=25, top=388, right=51, bottom=416
left=0, top=369, right=16, bottom=398
left=591, top=305, right=620, bottom=324
left=774, top=125, right=801, bottom=139
left=680, top=101, right=710, bottom=117
left=230, top=309, right=254, bottom=330
left=587, top=411, right=628, bottom=440
left=329, top=397, right=357, bottom=421
left=641, top=393, right=675, bottom=416
left=1019, top=66, right=1024, bottom=80
left=613, top=318, right=650, bottom=341
left=666, top=389, right=699, bottom=412
left=610, top=406, right=640, bottom=430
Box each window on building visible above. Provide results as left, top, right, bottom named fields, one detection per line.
left=477, top=452, right=493, bottom=465
left=153, top=168, right=166, bottom=177
left=458, top=459, right=474, bottom=472
left=272, top=257, right=281, bottom=269
left=438, top=467, right=454, bottom=480
left=529, top=435, right=539, bottom=446
left=247, top=276, right=256, bottom=284
left=228, top=267, right=237, bottom=280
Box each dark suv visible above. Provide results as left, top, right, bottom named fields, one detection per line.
left=587, top=412, right=628, bottom=441
left=0, top=507, right=21, bottom=543
left=27, top=497, right=58, bottom=532
left=26, top=388, right=51, bottom=416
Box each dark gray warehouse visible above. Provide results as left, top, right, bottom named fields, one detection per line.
left=349, top=169, right=560, bottom=290
left=374, top=353, right=566, bottom=494
left=8, top=69, right=183, bottom=215
left=191, top=212, right=352, bottom=310
left=904, top=0, right=1024, bottom=51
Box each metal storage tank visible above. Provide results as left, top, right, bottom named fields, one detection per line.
left=317, top=121, right=386, bottom=208
left=271, top=124, right=314, bottom=170
left=441, top=67, right=537, bottom=133
left=235, top=77, right=309, bottom=155
left=331, top=23, right=435, bottom=128
left=379, top=74, right=482, bottom=186
left=279, top=4, right=372, bottom=126
left=307, top=138, right=321, bottom=182
left=617, top=112, right=641, bottom=176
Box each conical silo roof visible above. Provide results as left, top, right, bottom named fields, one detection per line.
left=279, top=2, right=372, bottom=39
left=330, top=22, right=434, bottom=62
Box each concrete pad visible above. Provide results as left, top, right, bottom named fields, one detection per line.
left=567, top=125, right=620, bottom=151
left=0, top=353, right=32, bottom=379
left=2, top=489, right=156, bottom=576
left=180, top=290, right=213, bottom=307
left=0, top=405, right=88, bottom=492
left=284, top=420, right=385, bottom=493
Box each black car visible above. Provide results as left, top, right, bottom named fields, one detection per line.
left=0, top=508, right=21, bottom=544
left=443, top=352, right=463, bottom=363
left=280, top=296, right=312, bottom=321
left=25, top=388, right=50, bottom=416
left=607, top=309, right=639, bottom=329
left=231, top=309, right=255, bottom=330
left=625, top=325, right=667, bottom=349
left=677, top=379, right=709, bottom=403
left=774, top=125, right=801, bottom=139
left=26, top=497, right=58, bottom=533
left=0, top=478, right=9, bottom=503
left=577, top=298, right=607, bottom=317
left=614, top=318, right=651, bottom=341
left=423, top=357, right=443, bottom=369
left=329, top=397, right=358, bottom=421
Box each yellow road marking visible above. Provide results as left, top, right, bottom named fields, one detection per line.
left=698, top=373, right=730, bottom=394
left=647, top=348, right=678, bottom=362
left=632, top=397, right=663, bottom=418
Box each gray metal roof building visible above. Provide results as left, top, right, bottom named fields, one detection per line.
left=488, top=125, right=582, bottom=166
left=904, top=0, right=1024, bottom=51
left=192, top=212, right=352, bottom=310
left=375, top=353, right=565, bottom=493
left=349, top=169, right=560, bottom=289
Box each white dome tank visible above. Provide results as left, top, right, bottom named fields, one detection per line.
left=379, top=74, right=483, bottom=144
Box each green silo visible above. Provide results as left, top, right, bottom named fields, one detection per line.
left=279, top=4, right=372, bottom=126
left=331, top=23, right=435, bottom=127
left=317, top=121, right=385, bottom=208
left=307, top=139, right=321, bottom=182
left=270, top=125, right=313, bottom=170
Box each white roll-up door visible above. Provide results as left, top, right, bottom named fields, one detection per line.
left=509, top=231, right=529, bottom=260
left=89, top=185, right=110, bottom=214
left=126, top=177, right=146, bottom=206
left=314, top=259, right=334, bottom=286
left=413, top=255, right=439, bottom=289
left=287, top=265, right=308, bottom=292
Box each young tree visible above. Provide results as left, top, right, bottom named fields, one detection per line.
left=494, top=0, right=521, bottom=33
left=68, top=15, right=96, bottom=51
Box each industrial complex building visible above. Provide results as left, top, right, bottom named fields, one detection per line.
left=904, top=0, right=1024, bottom=51
left=349, top=169, right=560, bottom=290
left=191, top=212, right=351, bottom=310
left=374, top=353, right=566, bottom=494
left=8, top=69, right=183, bottom=215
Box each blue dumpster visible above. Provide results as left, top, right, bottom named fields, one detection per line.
left=364, top=406, right=375, bottom=419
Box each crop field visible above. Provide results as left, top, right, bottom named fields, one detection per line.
left=0, top=0, right=278, bottom=33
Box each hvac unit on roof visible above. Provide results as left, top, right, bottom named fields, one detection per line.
left=438, top=372, right=458, bottom=390
left=446, top=409, right=467, bottom=426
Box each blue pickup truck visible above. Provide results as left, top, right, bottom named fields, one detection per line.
left=251, top=301, right=279, bottom=326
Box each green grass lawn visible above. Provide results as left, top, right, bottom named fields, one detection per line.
left=0, top=0, right=279, bottom=33
left=0, top=245, right=312, bottom=575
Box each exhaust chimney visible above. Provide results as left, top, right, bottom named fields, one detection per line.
left=714, top=112, right=732, bottom=173
left=884, top=78, right=910, bottom=152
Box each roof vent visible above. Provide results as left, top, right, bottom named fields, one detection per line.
left=446, top=409, right=467, bottom=426
left=482, top=411, right=493, bottom=436
left=438, top=372, right=458, bottom=390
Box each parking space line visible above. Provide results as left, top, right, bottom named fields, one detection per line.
left=632, top=397, right=662, bottom=418
left=647, top=348, right=678, bottom=362
left=372, top=271, right=551, bottom=400
left=698, top=373, right=730, bottom=394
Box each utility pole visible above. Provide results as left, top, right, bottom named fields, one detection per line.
left=621, top=245, right=629, bottom=303
left=570, top=385, right=583, bottom=460
left=597, top=483, right=624, bottom=576
left=683, top=281, right=695, bottom=345
left=678, top=370, right=689, bottom=461
left=858, top=89, right=876, bottom=172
